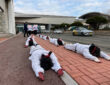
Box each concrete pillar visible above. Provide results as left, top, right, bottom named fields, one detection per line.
left=46, top=24, right=51, bottom=32
left=0, top=12, right=3, bottom=32
left=48, top=24, right=51, bottom=32
left=8, top=0, right=16, bottom=34
left=45, top=24, right=48, bottom=30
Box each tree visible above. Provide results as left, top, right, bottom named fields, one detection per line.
left=51, top=25, right=60, bottom=30
left=86, top=16, right=108, bottom=30
left=51, top=23, right=70, bottom=31
left=59, top=23, right=70, bottom=31
left=71, top=21, right=83, bottom=26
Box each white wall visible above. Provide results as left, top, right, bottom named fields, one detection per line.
left=0, top=0, right=16, bottom=34
left=16, top=17, right=76, bottom=25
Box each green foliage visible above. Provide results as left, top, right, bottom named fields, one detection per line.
left=71, top=21, right=83, bottom=26
left=51, top=23, right=70, bottom=31
left=60, top=23, right=70, bottom=28
left=51, top=27, right=56, bottom=30
left=51, top=25, right=60, bottom=30
left=59, top=23, right=70, bottom=31
left=86, top=16, right=108, bottom=30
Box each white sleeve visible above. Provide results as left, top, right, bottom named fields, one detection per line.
left=29, top=53, right=44, bottom=77
left=30, top=49, right=33, bottom=55
left=62, top=40, right=65, bottom=45
left=82, top=49, right=100, bottom=62
left=50, top=53, right=61, bottom=72
left=54, top=40, right=58, bottom=46
left=100, top=51, right=110, bottom=60
left=32, top=36, right=37, bottom=45
left=25, top=36, right=31, bottom=46
left=64, top=44, right=74, bottom=51
left=49, top=38, right=54, bottom=44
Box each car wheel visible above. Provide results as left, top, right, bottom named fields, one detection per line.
left=81, top=32, right=84, bottom=36
left=84, top=32, right=89, bottom=36
left=72, top=32, right=75, bottom=36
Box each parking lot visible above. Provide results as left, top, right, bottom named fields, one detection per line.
left=44, top=33, right=110, bottom=53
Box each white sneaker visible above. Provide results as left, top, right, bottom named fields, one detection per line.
left=94, top=58, right=101, bottom=63
left=106, top=57, right=110, bottom=60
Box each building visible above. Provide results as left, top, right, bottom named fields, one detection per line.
left=0, top=0, right=15, bottom=34
left=15, top=13, right=76, bottom=32
left=0, top=0, right=76, bottom=34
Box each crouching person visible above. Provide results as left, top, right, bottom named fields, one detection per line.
left=64, top=43, right=110, bottom=63
left=24, top=34, right=37, bottom=48
left=29, top=45, right=64, bottom=80
left=49, top=38, right=64, bottom=46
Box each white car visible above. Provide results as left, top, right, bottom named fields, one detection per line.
left=42, top=30, right=50, bottom=33
left=54, top=30, right=63, bottom=34
left=72, top=27, right=94, bottom=36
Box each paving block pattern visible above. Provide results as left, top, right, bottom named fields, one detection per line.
left=35, top=36, right=110, bottom=85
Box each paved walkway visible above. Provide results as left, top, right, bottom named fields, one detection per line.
left=0, top=33, right=13, bottom=42
left=0, top=34, right=65, bottom=85
left=0, top=38, right=7, bottom=42
left=35, top=35, right=110, bottom=85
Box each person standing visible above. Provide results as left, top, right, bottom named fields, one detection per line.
left=24, top=22, right=28, bottom=37
left=27, top=24, right=33, bottom=35
left=33, top=25, right=38, bottom=35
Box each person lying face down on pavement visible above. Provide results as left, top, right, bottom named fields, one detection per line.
left=29, top=45, right=64, bottom=81
left=64, top=43, right=110, bottom=63
left=38, top=34, right=44, bottom=39
left=24, top=34, right=37, bottom=48
left=42, top=35, right=50, bottom=40
left=49, top=38, right=64, bottom=46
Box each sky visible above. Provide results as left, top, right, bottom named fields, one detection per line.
left=14, top=0, right=110, bottom=17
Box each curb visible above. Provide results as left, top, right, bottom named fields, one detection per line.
left=61, top=71, right=78, bottom=85
left=0, top=33, right=22, bottom=44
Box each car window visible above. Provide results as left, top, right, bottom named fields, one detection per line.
left=76, top=28, right=79, bottom=30
left=79, top=27, right=88, bottom=30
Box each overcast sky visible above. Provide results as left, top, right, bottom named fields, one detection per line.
left=14, top=0, right=110, bottom=17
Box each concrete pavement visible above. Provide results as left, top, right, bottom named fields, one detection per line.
left=0, top=33, right=13, bottom=43
left=0, top=34, right=65, bottom=85
left=1, top=33, right=110, bottom=85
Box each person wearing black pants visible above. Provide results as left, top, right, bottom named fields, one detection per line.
left=24, top=22, right=29, bottom=37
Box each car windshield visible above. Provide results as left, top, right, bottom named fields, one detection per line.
left=78, top=27, right=88, bottom=30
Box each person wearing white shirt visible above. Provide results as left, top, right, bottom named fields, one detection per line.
left=49, top=38, right=64, bottom=46
left=33, top=25, right=38, bottom=35
left=29, top=45, right=63, bottom=80
left=64, top=43, right=110, bottom=63
left=25, top=34, right=37, bottom=48
left=27, top=25, right=33, bottom=35
left=42, top=35, right=50, bottom=40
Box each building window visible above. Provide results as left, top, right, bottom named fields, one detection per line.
left=0, top=6, right=4, bottom=13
